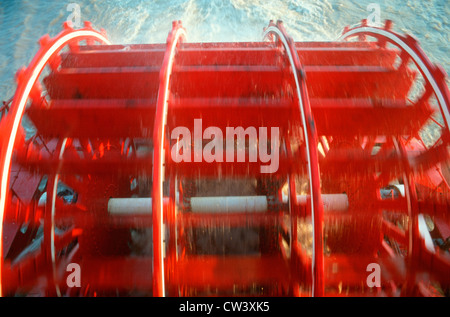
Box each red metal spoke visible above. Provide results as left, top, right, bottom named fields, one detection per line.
left=341, top=20, right=450, bottom=132
left=152, top=20, right=186, bottom=297
left=0, top=21, right=110, bottom=297
left=263, top=20, right=325, bottom=297
left=44, top=138, right=70, bottom=296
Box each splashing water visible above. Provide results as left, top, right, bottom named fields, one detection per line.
left=0, top=0, right=448, bottom=100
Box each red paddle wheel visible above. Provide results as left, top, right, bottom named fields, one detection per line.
left=0, top=19, right=449, bottom=297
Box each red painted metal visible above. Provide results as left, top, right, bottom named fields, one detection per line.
left=0, top=18, right=449, bottom=297
left=0, top=21, right=110, bottom=297
left=263, top=20, right=325, bottom=297
left=152, top=20, right=186, bottom=297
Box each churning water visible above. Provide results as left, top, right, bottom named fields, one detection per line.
left=0, top=0, right=448, bottom=127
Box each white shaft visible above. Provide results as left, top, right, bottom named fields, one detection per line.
left=107, top=194, right=348, bottom=215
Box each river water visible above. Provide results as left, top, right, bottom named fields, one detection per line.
left=0, top=0, right=448, bottom=99
left=0, top=0, right=448, bottom=142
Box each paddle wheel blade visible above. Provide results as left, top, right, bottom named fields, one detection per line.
left=0, top=19, right=449, bottom=297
